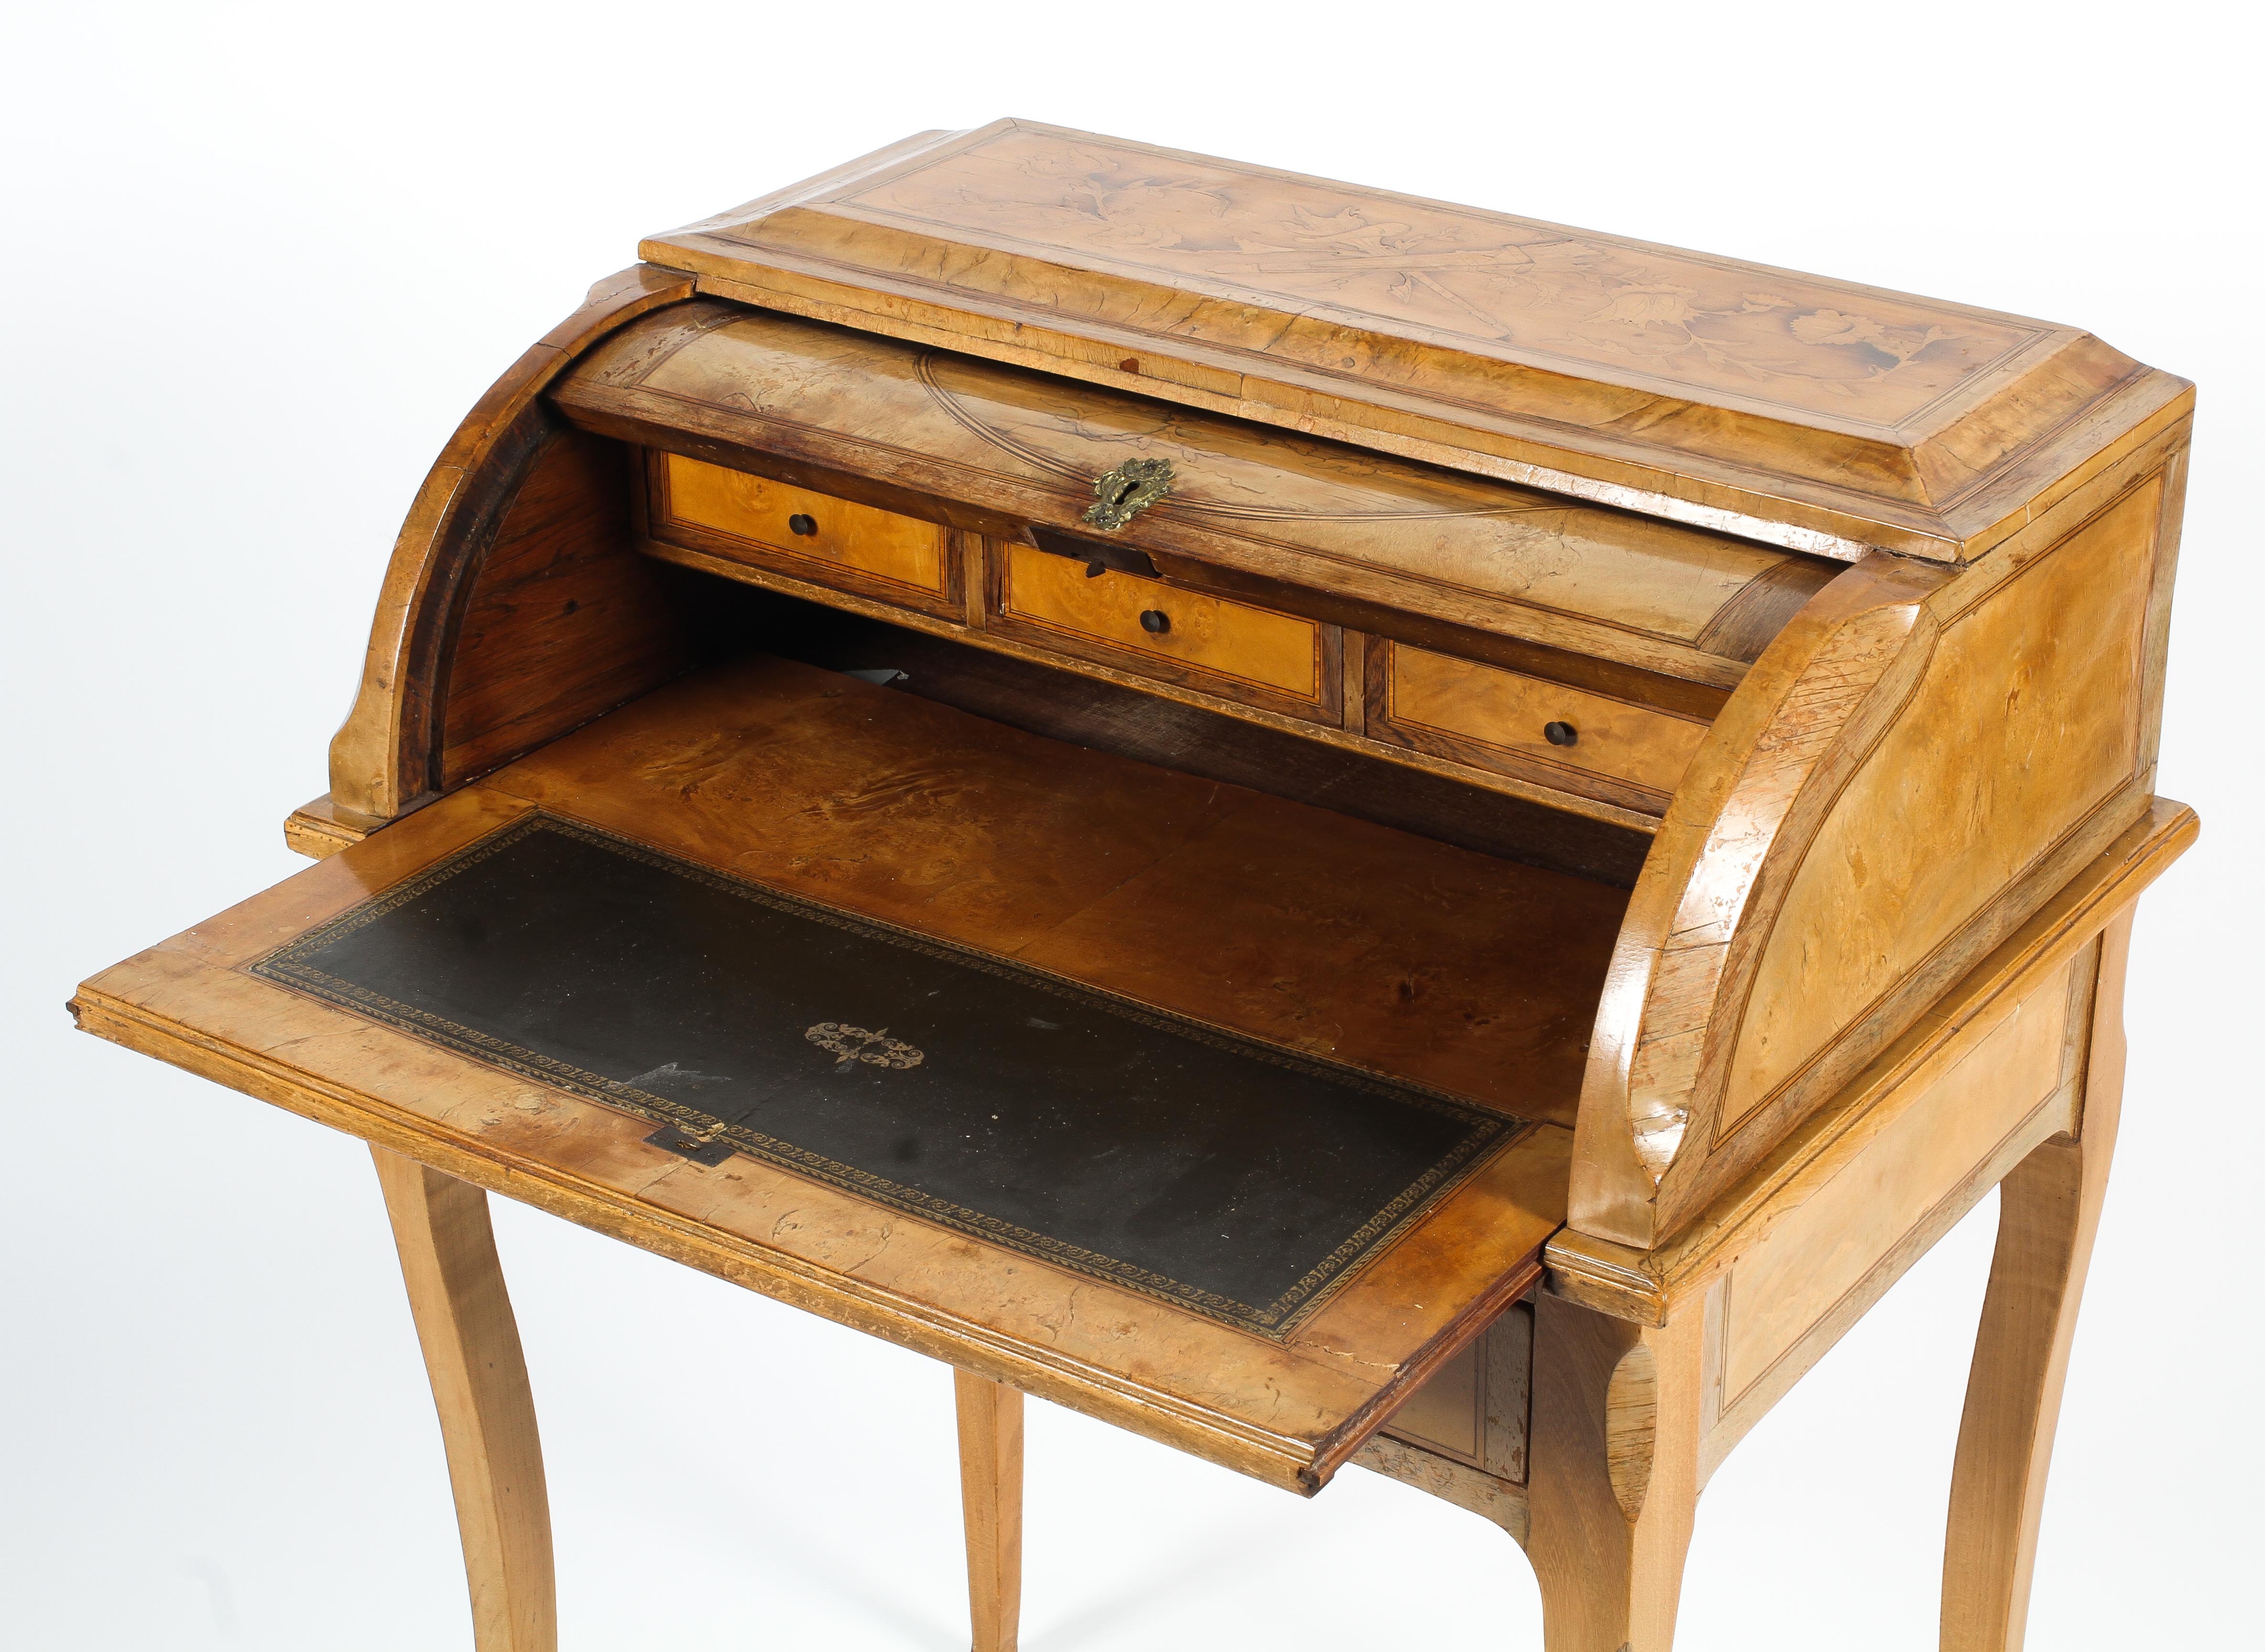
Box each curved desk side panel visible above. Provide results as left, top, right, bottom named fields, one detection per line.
left=326, top=264, right=699, bottom=823
left=1572, top=423, right=2189, bottom=1250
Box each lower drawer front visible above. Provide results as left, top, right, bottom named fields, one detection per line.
left=999, top=542, right=1325, bottom=710
left=659, top=453, right=948, bottom=599
left=1378, top=1301, right=1531, bottom=1480
left=1382, top=644, right=1709, bottom=801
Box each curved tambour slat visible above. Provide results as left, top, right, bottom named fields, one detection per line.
left=551, top=299, right=1841, bottom=691
left=327, top=264, right=696, bottom=822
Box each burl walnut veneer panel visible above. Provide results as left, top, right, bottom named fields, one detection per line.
left=642, top=120, right=2192, bottom=561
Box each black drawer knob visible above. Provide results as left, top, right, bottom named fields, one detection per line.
left=1544, top=720, right=1579, bottom=747
left=787, top=513, right=818, bottom=537
left=1139, top=609, right=1171, bottom=635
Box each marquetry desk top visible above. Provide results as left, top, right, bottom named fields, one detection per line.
left=647, top=118, right=2192, bottom=562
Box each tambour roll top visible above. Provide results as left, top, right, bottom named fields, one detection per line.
left=554, top=299, right=1840, bottom=686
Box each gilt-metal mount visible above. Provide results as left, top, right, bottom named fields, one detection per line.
left=1082, top=458, right=1175, bottom=532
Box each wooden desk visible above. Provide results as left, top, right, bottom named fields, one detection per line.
left=71, top=120, right=2197, bottom=1652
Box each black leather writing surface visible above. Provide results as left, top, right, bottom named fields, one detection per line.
left=253, top=814, right=1525, bottom=1335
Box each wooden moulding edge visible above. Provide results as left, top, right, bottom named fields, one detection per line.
left=1304, top=1254, right=1545, bottom=1491
left=1543, top=796, right=2198, bottom=1324
left=660, top=258, right=1929, bottom=562
left=283, top=793, right=376, bottom=860
left=64, top=986, right=1332, bottom=1495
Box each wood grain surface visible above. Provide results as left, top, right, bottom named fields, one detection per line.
left=637, top=528, right=1668, bottom=835
left=1572, top=430, right=2184, bottom=1248
left=76, top=655, right=1591, bottom=1492
left=1569, top=553, right=1950, bottom=1247
left=1525, top=1293, right=1707, bottom=1650
left=991, top=540, right=1334, bottom=721
left=659, top=450, right=954, bottom=604
left=372, top=1150, right=555, bottom=1652
left=91, top=122, right=2204, bottom=1652
left=553, top=300, right=1827, bottom=687
left=284, top=793, right=373, bottom=860
left=1717, top=953, right=2077, bottom=1404
left=1941, top=912, right=2133, bottom=1652
left=1532, top=878, right=2166, bottom=1650
left=730, top=592, right=1655, bottom=885
left=954, top=1371, right=1024, bottom=1652
left=439, top=429, right=696, bottom=789
left=639, top=120, right=2193, bottom=562
left=1547, top=797, right=2194, bottom=1331
left=1721, top=475, right=2162, bottom=1134
left=329, top=265, right=697, bottom=821
left=477, top=657, right=1626, bottom=1119
left=1000, top=541, right=1320, bottom=697
left=1369, top=641, right=1710, bottom=813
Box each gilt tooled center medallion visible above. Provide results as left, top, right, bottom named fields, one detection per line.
left=806, top=1022, right=925, bottom=1069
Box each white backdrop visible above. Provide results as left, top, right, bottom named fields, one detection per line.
left=4, top=4, right=2255, bottom=1648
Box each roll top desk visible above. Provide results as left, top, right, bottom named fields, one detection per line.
left=72, top=120, right=2195, bottom=1651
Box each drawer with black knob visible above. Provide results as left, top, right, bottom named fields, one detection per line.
left=645, top=451, right=963, bottom=620
left=1364, top=639, right=1710, bottom=815
left=988, top=539, right=1339, bottom=723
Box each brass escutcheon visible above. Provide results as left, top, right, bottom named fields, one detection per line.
left=1082, top=457, right=1175, bottom=532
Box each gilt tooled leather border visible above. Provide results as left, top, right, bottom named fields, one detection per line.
left=250, top=811, right=1530, bottom=1338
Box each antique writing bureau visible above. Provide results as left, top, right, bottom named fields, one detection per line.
left=71, top=121, right=2196, bottom=1651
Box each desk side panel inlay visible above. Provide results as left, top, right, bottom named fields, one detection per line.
left=1718, top=955, right=2076, bottom=1405
left=1720, top=478, right=2159, bottom=1133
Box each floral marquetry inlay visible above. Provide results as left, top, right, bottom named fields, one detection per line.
left=828, top=126, right=2039, bottom=431
left=643, top=120, right=2185, bottom=560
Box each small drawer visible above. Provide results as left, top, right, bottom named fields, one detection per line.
left=1370, top=641, right=1709, bottom=807
left=993, top=541, right=1335, bottom=720
left=651, top=452, right=957, bottom=616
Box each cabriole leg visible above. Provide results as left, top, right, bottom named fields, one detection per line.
left=954, top=1369, right=1024, bottom=1652
left=372, top=1148, right=557, bottom=1652
left=1941, top=913, right=2132, bottom=1651
left=1524, top=1292, right=1707, bottom=1652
